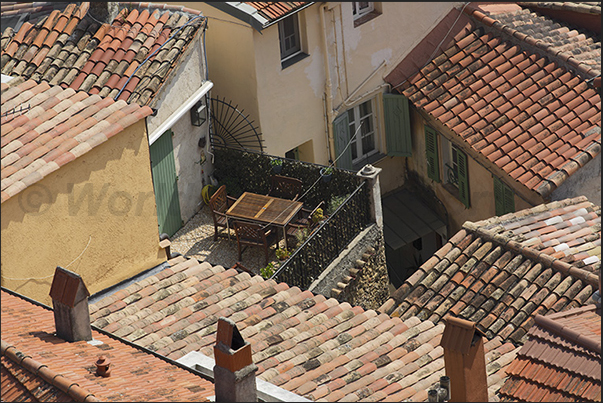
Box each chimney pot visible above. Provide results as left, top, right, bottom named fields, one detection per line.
left=213, top=317, right=258, bottom=402
left=428, top=389, right=439, bottom=402
left=95, top=355, right=111, bottom=377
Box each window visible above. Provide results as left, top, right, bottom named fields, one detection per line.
left=352, top=2, right=374, bottom=19
left=426, top=128, right=470, bottom=208
left=279, top=15, right=301, bottom=61
left=493, top=176, right=514, bottom=216
left=348, top=99, right=377, bottom=163
left=333, top=99, right=381, bottom=170
left=352, top=2, right=381, bottom=27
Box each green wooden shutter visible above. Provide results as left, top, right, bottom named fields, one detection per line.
left=494, top=176, right=514, bottom=216
left=457, top=148, right=470, bottom=208
left=493, top=175, right=505, bottom=216
left=425, top=126, right=440, bottom=182
left=383, top=93, right=412, bottom=157
left=333, top=113, right=353, bottom=170
left=150, top=130, right=182, bottom=237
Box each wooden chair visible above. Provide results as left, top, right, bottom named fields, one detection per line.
left=208, top=185, right=237, bottom=241
left=286, top=201, right=325, bottom=240
left=233, top=221, right=278, bottom=266
left=268, top=175, right=302, bottom=200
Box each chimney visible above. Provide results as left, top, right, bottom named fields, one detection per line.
left=87, top=2, right=120, bottom=24
left=49, top=266, right=92, bottom=342
left=440, top=315, right=488, bottom=402
left=213, top=317, right=258, bottom=402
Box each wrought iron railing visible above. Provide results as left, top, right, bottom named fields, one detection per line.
left=270, top=181, right=371, bottom=290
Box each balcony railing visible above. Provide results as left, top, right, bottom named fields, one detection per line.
left=270, top=181, right=371, bottom=289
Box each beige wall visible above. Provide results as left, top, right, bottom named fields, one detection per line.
left=1, top=120, right=167, bottom=305
left=402, top=109, right=538, bottom=235
left=175, top=2, right=459, bottom=165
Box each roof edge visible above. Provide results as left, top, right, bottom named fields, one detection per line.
left=1, top=339, right=101, bottom=402
left=533, top=309, right=602, bottom=354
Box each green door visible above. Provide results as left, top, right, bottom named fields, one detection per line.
left=150, top=130, right=182, bottom=237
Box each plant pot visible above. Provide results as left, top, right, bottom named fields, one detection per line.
left=272, top=164, right=283, bottom=174
left=320, top=168, right=332, bottom=183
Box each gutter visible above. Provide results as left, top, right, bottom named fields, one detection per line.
left=320, top=4, right=336, bottom=163
left=148, top=80, right=213, bottom=145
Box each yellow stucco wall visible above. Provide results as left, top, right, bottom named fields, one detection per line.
left=1, top=120, right=167, bottom=306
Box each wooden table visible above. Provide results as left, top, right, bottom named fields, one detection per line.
left=226, top=192, right=303, bottom=250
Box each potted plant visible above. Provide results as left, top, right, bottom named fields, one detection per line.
left=275, top=248, right=290, bottom=261
left=320, top=166, right=333, bottom=182
left=270, top=158, right=283, bottom=174
left=311, top=208, right=324, bottom=224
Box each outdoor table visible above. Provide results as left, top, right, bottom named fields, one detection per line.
left=226, top=192, right=303, bottom=251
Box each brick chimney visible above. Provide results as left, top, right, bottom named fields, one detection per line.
left=213, top=317, right=258, bottom=402
left=49, top=266, right=92, bottom=342
left=440, top=315, right=488, bottom=402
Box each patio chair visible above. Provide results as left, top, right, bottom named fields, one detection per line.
left=268, top=175, right=302, bottom=200
left=208, top=185, right=237, bottom=241
left=233, top=221, right=278, bottom=266
left=286, top=201, right=325, bottom=239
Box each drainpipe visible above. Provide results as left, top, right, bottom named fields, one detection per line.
left=320, top=4, right=336, bottom=163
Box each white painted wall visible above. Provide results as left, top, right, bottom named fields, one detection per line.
left=147, top=32, right=210, bottom=223
left=174, top=2, right=459, bottom=166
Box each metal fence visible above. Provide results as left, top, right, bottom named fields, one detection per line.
left=271, top=181, right=371, bottom=290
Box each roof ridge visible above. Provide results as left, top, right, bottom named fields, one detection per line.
left=533, top=311, right=602, bottom=354
left=1, top=339, right=101, bottom=402
left=119, top=1, right=203, bottom=16
left=463, top=3, right=599, bottom=79
left=462, top=221, right=599, bottom=289
left=517, top=1, right=602, bottom=15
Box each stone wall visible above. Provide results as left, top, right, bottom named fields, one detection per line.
left=308, top=224, right=390, bottom=310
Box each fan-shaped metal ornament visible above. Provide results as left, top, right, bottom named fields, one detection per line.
left=209, top=97, right=264, bottom=153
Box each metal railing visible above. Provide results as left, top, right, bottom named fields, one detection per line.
left=270, top=181, right=371, bottom=290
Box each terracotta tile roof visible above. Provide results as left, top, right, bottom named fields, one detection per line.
left=498, top=304, right=601, bottom=402
left=518, top=1, right=602, bottom=15
left=379, top=196, right=600, bottom=346
left=388, top=3, right=601, bottom=198
left=244, top=2, right=311, bottom=23
left=1, top=288, right=214, bottom=402
left=0, top=2, right=206, bottom=106
left=1, top=78, right=153, bottom=204
left=88, top=256, right=520, bottom=402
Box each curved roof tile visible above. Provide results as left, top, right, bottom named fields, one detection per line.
left=380, top=196, right=600, bottom=346
left=1, top=289, right=214, bottom=402
left=1, top=79, right=153, bottom=204
left=388, top=3, right=601, bottom=198
left=88, top=256, right=519, bottom=402
left=1, top=2, right=206, bottom=106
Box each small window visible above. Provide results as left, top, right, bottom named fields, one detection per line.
left=352, top=2, right=381, bottom=27
left=438, top=134, right=470, bottom=208
left=279, top=15, right=301, bottom=61
left=352, top=2, right=374, bottom=19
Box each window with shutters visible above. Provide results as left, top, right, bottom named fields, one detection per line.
left=493, top=176, right=514, bottom=216
left=333, top=98, right=384, bottom=170
left=425, top=126, right=440, bottom=182
left=438, top=133, right=470, bottom=208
